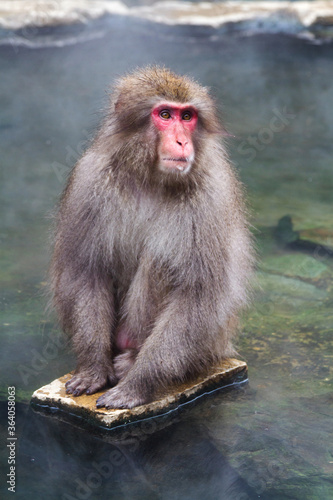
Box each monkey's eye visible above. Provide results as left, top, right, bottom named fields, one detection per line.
left=182, top=111, right=192, bottom=121
left=159, top=110, right=171, bottom=120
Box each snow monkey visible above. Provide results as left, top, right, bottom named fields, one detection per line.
left=50, top=67, right=254, bottom=409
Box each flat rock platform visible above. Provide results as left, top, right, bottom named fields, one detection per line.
left=31, top=358, right=247, bottom=430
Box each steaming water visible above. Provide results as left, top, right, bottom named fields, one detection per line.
left=0, top=6, right=332, bottom=500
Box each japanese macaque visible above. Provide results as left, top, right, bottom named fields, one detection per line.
left=50, top=66, right=254, bottom=409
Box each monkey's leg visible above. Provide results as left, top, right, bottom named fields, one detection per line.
left=113, top=349, right=137, bottom=380
left=59, top=274, right=118, bottom=396
left=111, top=259, right=158, bottom=382
left=96, top=288, right=217, bottom=408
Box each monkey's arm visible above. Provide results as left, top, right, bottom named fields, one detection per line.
left=50, top=177, right=118, bottom=396
left=96, top=286, right=221, bottom=408
left=53, top=268, right=117, bottom=396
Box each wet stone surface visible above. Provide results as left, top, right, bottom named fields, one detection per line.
left=31, top=359, right=248, bottom=430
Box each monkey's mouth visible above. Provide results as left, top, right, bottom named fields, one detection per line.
left=161, top=157, right=192, bottom=173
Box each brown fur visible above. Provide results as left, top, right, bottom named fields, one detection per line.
left=50, top=66, right=254, bottom=409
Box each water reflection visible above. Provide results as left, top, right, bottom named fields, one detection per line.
left=18, top=388, right=257, bottom=500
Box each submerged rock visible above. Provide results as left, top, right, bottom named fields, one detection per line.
left=31, top=358, right=247, bottom=430
left=261, top=254, right=328, bottom=279
left=274, top=215, right=299, bottom=246
left=257, top=272, right=327, bottom=301
left=275, top=215, right=333, bottom=258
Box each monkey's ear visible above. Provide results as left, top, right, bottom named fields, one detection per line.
left=114, top=92, right=128, bottom=114
left=110, top=83, right=126, bottom=115
left=114, top=97, right=122, bottom=114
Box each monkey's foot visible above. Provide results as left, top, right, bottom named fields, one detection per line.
left=65, top=370, right=118, bottom=397
left=96, top=384, right=147, bottom=409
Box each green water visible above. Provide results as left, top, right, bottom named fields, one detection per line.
left=0, top=16, right=332, bottom=500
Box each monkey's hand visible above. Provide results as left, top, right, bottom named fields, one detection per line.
left=65, top=368, right=118, bottom=397
left=96, top=383, right=148, bottom=409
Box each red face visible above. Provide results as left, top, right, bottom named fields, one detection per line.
left=151, top=103, right=198, bottom=173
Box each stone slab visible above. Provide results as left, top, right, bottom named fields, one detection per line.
left=31, top=358, right=247, bottom=430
